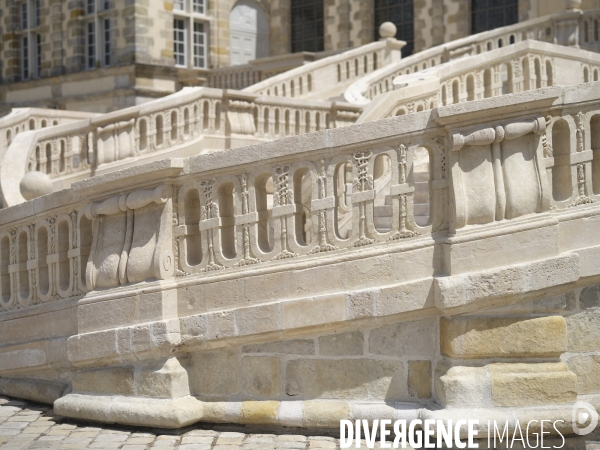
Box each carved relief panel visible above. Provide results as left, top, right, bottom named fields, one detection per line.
left=84, top=185, right=174, bottom=290
left=449, top=117, right=550, bottom=230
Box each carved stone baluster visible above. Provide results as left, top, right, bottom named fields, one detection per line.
left=9, top=229, right=17, bottom=308
left=390, top=144, right=418, bottom=240
left=570, top=163, right=594, bottom=206
left=273, top=165, right=298, bottom=260
left=235, top=172, right=261, bottom=266
left=309, top=160, right=338, bottom=254
left=200, top=180, right=224, bottom=272
left=542, top=116, right=553, bottom=158
left=28, top=224, right=37, bottom=304
left=48, top=218, right=58, bottom=300
left=69, top=211, right=79, bottom=296
left=576, top=111, right=585, bottom=152
left=351, top=151, right=375, bottom=247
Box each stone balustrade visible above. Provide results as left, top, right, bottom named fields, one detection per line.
left=0, top=88, right=361, bottom=207
left=345, top=7, right=593, bottom=106
left=242, top=38, right=405, bottom=101
left=1, top=84, right=600, bottom=433
left=357, top=40, right=600, bottom=122
left=3, top=84, right=598, bottom=314
left=208, top=50, right=345, bottom=90
left=0, top=108, right=97, bottom=161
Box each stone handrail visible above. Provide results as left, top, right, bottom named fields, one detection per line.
left=0, top=108, right=97, bottom=162
left=0, top=87, right=361, bottom=207
left=208, top=49, right=346, bottom=90
left=357, top=40, right=600, bottom=122
left=242, top=38, right=405, bottom=101
left=0, top=84, right=597, bottom=315
left=345, top=7, right=590, bottom=105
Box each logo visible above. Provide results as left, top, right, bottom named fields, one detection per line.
left=572, top=401, right=599, bottom=436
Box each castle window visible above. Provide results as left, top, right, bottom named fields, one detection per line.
left=86, top=22, right=96, bottom=68
left=472, top=0, right=518, bottom=34
left=22, top=36, right=29, bottom=80
left=291, top=0, right=324, bottom=53
left=36, top=34, right=41, bottom=77
left=21, top=3, right=28, bottom=29
left=103, top=19, right=111, bottom=66
left=173, top=2, right=209, bottom=69
left=34, top=0, right=40, bottom=27
left=84, top=1, right=112, bottom=69
left=193, top=0, right=205, bottom=14
left=193, top=22, right=206, bottom=68
left=174, top=19, right=187, bottom=67
left=374, top=0, right=414, bottom=57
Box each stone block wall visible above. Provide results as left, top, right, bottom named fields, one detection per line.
left=184, top=318, right=437, bottom=403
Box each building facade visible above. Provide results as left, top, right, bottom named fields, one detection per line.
left=0, top=0, right=595, bottom=114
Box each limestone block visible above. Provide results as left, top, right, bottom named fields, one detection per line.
left=55, top=393, right=204, bottom=429
left=369, top=319, right=437, bottom=357
left=0, top=377, right=68, bottom=405
left=440, top=316, right=567, bottom=359
left=188, top=350, right=239, bottom=396
left=242, top=339, right=315, bottom=355
left=241, top=401, right=279, bottom=424
left=566, top=312, right=600, bottom=352
left=0, top=343, right=47, bottom=372
left=303, top=400, right=350, bottom=428
left=0, top=307, right=77, bottom=347
left=278, top=401, right=304, bottom=427
left=240, top=356, right=281, bottom=397
left=346, top=289, right=378, bottom=319
left=376, top=278, right=434, bottom=317
left=235, top=303, right=281, bottom=336
left=565, top=354, right=600, bottom=394
left=285, top=358, right=406, bottom=401
left=73, top=366, right=135, bottom=396
left=488, top=363, right=577, bottom=407
left=136, top=357, right=190, bottom=399
left=579, top=283, right=600, bottom=309
left=436, top=365, right=493, bottom=408
left=205, top=311, right=236, bottom=340
left=435, top=254, right=580, bottom=310
left=408, top=360, right=431, bottom=399
left=282, top=294, right=346, bottom=329
left=319, top=331, right=364, bottom=356
left=532, top=291, right=576, bottom=313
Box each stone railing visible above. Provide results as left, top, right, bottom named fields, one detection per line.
left=2, top=84, right=598, bottom=313
left=345, top=7, right=593, bottom=105
left=208, top=49, right=345, bottom=90
left=0, top=85, right=600, bottom=432
left=241, top=38, right=405, bottom=101
left=357, top=40, right=600, bottom=122
left=0, top=87, right=361, bottom=207
left=0, top=108, right=97, bottom=160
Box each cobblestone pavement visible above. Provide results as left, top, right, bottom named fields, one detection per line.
left=0, top=396, right=358, bottom=450
left=3, top=396, right=600, bottom=450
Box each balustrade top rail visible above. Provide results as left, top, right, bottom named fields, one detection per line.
left=344, top=7, right=591, bottom=105
left=0, top=108, right=97, bottom=158
left=0, top=87, right=362, bottom=208
left=0, top=84, right=598, bottom=316
left=357, top=40, right=600, bottom=122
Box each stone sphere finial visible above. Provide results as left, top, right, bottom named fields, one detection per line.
left=20, top=171, right=53, bottom=200
left=565, top=0, right=582, bottom=10
left=379, top=22, right=397, bottom=39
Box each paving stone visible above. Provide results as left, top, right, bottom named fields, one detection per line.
left=179, top=445, right=212, bottom=450
left=181, top=435, right=214, bottom=444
